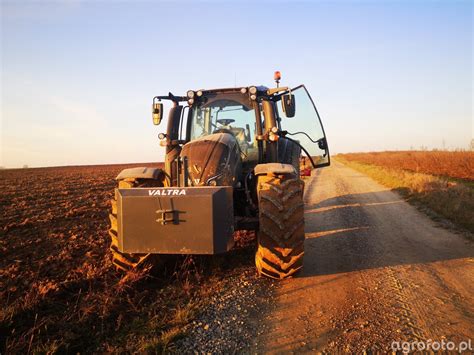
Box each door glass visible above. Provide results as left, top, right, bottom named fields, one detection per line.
left=277, top=85, right=330, bottom=167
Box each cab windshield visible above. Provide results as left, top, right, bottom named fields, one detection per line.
left=190, top=96, right=258, bottom=160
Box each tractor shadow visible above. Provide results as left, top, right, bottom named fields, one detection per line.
left=299, top=188, right=474, bottom=278
left=149, top=231, right=257, bottom=281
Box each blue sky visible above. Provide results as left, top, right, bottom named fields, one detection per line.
left=1, top=0, right=472, bottom=168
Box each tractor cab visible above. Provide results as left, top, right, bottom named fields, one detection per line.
left=152, top=78, right=329, bottom=183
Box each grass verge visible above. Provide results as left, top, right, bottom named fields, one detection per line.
left=335, top=156, right=474, bottom=233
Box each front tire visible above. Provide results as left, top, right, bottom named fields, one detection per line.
left=109, top=178, right=163, bottom=271
left=255, top=173, right=305, bottom=279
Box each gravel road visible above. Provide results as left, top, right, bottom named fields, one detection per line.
left=254, top=160, right=474, bottom=353
left=174, top=269, right=274, bottom=353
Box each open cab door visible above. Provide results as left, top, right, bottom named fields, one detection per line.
left=277, top=85, right=330, bottom=169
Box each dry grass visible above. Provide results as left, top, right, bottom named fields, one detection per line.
left=0, top=164, right=257, bottom=353
left=340, top=151, right=474, bottom=181
left=336, top=154, right=474, bottom=233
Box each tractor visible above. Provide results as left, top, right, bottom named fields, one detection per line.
left=109, top=72, right=330, bottom=279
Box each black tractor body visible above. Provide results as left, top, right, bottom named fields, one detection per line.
left=109, top=77, right=330, bottom=278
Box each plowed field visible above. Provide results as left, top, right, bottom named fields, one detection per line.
left=0, top=163, right=257, bottom=353
left=339, top=151, right=474, bottom=181
left=0, top=164, right=142, bottom=352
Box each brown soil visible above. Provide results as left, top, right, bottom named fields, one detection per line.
left=3, top=161, right=472, bottom=352
left=0, top=163, right=257, bottom=353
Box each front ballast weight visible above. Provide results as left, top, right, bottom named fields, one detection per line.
left=115, top=186, right=234, bottom=255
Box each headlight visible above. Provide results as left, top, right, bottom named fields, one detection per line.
left=188, top=98, right=194, bottom=105
left=269, top=127, right=279, bottom=141
left=196, top=90, right=203, bottom=97
left=187, top=90, right=195, bottom=99
left=249, top=86, right=257, bottom=94
left=240, top=87, right=247, bottom=94
left=250, top=94, right=257, bottom=101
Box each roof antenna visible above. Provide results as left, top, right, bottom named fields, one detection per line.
left=274, top=70, right=281, bottom=88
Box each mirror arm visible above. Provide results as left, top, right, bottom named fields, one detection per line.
left=153, top=94, right=186, bottom=103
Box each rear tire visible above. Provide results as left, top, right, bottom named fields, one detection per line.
left=109, top=178, right=163, bottom=271
left=255, top=173, right=305, bottom=279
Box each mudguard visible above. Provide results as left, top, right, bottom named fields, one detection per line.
left=254, top=163, right=296, bottom=176
left=116, top=167, right=164, bottom=181
left=278, top=138, right=301, bottom=172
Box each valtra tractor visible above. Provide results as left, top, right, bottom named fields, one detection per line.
left=108, top=72, right=330, bottom=279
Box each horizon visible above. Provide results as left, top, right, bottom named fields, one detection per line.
left=1, top=148, right=472, bottom=170
left=2, top=1, right=473, bottom=168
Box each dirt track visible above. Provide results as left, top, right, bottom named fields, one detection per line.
left=256, top=160, right=474, bottom=353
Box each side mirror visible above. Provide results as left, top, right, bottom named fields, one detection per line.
left=281, top=94, right=295, bottom=118
left=317, top=137, right=327, bottom=150
left=152, top=102, right=163, bottom=125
